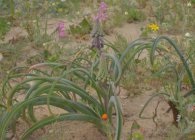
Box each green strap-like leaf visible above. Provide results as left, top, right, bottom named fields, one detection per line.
left=107, top=96, right=123, bottom=140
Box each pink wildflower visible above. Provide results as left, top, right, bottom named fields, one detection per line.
left=94, top=2, right=108, bottom=22
left=57, top=22, right=65, bottom=38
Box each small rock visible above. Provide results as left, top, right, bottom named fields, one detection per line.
left=49, top=129, right=54, bottom=133
left=129, top=93, right=135, bottom=97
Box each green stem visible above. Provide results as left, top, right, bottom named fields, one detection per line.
left=10, top=0, right=15, bottom=17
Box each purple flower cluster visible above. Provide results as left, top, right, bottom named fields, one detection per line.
left=94, top=2, right=108, bottom=22
left=91, top=2, right=108, bottom=50
left=92, top=35, right=104, bottom=50
left=57, top=22, right=65, bottom=38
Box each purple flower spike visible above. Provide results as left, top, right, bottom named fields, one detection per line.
left=99, top=2, right=107, bottom=11
left=94, top=1, right=108, bottom=22
left=58, top=22, right=65, bottom=38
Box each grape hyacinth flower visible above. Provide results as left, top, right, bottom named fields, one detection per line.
left=57, top=22, right=65, bottom=38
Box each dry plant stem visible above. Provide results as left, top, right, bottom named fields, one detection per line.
left=153, top=100, right=161, bottom=128
left=167, top=101, right=179, bottom=127
left=28, top=63, right=55, bottom=71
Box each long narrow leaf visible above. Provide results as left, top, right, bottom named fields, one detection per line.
left=107, top=96, right=123, bottom=140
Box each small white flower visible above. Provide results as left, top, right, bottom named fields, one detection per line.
left=61, top=0, right=66, bottom=2
left=76, top=11, right=80, bottom=15
left=124, top=11, right=128, bottom=15
left=185, top=32, right=191, bottom=38
left=32, top=20, right=37, bottom=23
left=43, top=43, right=47, bottom=46
left=187, top=2, right=192, bottom=7
left=176, top=114, right=181, bottom=122
left=0, top=53, right=3, bottom=61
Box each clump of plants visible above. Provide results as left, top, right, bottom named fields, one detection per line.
left=137, top=35, right=195, bottom=138
left=0, top=2, right=123, bottom=140
left=0, top=0, right=195, bottom=140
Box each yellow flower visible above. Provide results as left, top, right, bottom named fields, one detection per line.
left=148, top=23, right=159, bottom=31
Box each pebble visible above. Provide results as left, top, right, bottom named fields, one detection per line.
left=49, top=129, right=54, bottom=133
